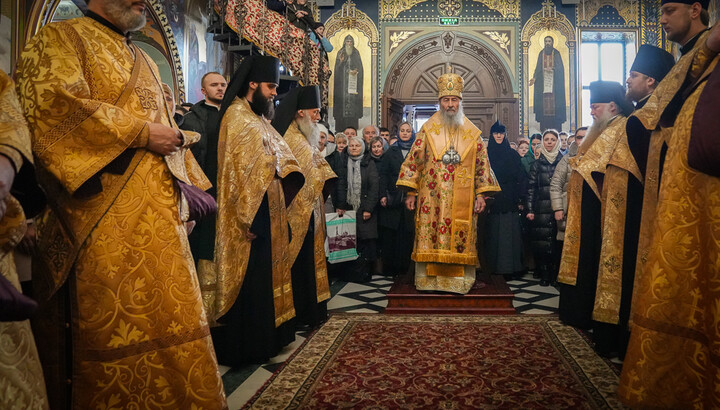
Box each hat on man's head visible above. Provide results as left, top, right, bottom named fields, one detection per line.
left=437, top=65, right=464, bottom=99
left=272, top=85, right=321, bottom=135
left=248, top=55, right=281, bottom=84
left=660, top=0, right=709, bottom=9
left=589, top=81, right=635, bottom=116
left=630, top=44, right=676, bottom=82
left=490, top=120, right=506, bottom=134
left=218, top=54, right=282, bottom=120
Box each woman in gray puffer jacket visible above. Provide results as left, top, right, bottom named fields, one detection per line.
left=550, top=127, right=587, bottom=241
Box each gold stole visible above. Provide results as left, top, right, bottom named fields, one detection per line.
left=267, top=180, right=295, bottom=326
left=312, top=203, right=331, bottom=300
left=558, top=170, right=584, bottom=285
left=284, top=122, right=334, bottom=302
left=33, top=23, right=203, bottom=300
left=593, top=136, right=642, bottom=324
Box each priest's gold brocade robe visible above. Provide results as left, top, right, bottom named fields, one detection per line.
left=15, top=17, right=226, bottom=409
left=285, top=121, right=335, bottom=303
left=202, top=98, right=304, bottom=325
left=0, top=71, right=49, bottom=410
left=557, top=115, right=642, bottom=325
left=396, top=112, right=500, bottom=294
left=619, top=33, right=720, bottom=409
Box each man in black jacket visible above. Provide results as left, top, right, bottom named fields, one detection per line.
left=181, top=72, right=227, bottom=172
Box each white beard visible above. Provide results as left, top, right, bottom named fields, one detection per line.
left=298, top=115, right=320, bottom=149
left=344, top=45, right=353, bottom=56
left=440, top=104, right=465, bottom=128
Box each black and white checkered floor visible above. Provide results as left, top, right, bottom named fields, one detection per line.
left=218, top=272, right=559, bottom=408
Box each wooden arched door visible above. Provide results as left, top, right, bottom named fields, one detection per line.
left=383, top=32, right=518, bottom=139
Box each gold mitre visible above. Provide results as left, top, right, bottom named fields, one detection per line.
left=437, top=65, right=463, bottom=99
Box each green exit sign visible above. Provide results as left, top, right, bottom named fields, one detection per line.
left=439, top=17, right=459, bottom=26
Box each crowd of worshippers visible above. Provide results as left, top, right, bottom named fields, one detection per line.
left=1, top=0, right=719, bottom=408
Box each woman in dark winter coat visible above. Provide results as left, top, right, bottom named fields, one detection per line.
left=485, top=121, right=528, bottom=278
left=368, top=137, right=387, bottom=275
left=336, top=135, right=379, bottom=281
left=526, top=129, right=563, bottom=286
left=325, top=133, right=348, bottom=211
left=378, top=122, right=416, bottom=276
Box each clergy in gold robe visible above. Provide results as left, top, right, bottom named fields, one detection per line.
left=396, top=69, right=500, bottom=294
left=619, top=16, right=720, bottom=409
left=557, top=81, right=634, bottom=349
left=272, top=86, right=336, bottom=329
left=15, top=3, right=226, bottom=408
left=200, top=55, right=305, bottom=365
left=576, top=46, right=674, bottom=358
left=0, top=70, right=49, bottom=410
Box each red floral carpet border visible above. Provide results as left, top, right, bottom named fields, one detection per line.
left=245, top=315, right=625, bottom=409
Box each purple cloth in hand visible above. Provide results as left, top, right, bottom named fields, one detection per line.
left=0, top=274, right=37, bottom=322
left=177, top=180, right=218, bottom=222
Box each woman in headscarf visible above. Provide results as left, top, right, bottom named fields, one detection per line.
left=521, top=133, right=541, bottom=176
left=377, top=121, right=416, bottom=276
left=485, top=121, right=528, bottom=279
left=336, top=135, right=379, bottom=282
left=526, top=129, right=563, bottom=286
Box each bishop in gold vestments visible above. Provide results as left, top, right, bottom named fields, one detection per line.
left=0, top=71, right=49, bottom=410
left=397, top=70, right=500, bottom=294
left=200, top=56, right=305, bottom=365
left=619, top=27, right=720, bottom=408
left=15, top=13, right=226, bottom=408
left=272, top=86, right=336, bottom=328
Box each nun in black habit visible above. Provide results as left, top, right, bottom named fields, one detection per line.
left=484, top=120, right=528, bottom=278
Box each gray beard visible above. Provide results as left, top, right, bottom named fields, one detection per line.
left=440, top=104, right=465, bottom=128
left=344, top=45, right=353, bottom=56
left=298, top=115, right=320, bottom=149
left=582, top=112, right=612, bottom=152
left=102, top=2, right=146, bottom=32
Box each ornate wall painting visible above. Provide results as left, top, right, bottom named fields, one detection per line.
left=324, top=1, right=378, bottom=131
left=23, top=0, right=186, bottom=102
left=577, top=0, right=639, bottom=27
left=184, top=0, right=226, bottom=103
left=0, top=0, right=21, bottom=74
left=522, top=1, right=576, bottom=136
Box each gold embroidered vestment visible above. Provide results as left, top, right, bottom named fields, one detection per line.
left=0, top=70, right=49, bottom=410
left=284, top=121, right=335, bottom=303
left=15, top=17, right=226, bottom=409
left=396, top=112, right=500, bottom=293
left=619, top=33, right=720, bottom=409
left=204, top=98, right=303, bottom=325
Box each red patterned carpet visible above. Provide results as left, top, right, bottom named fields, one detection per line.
left=246, top=315, right=625, bottom=409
